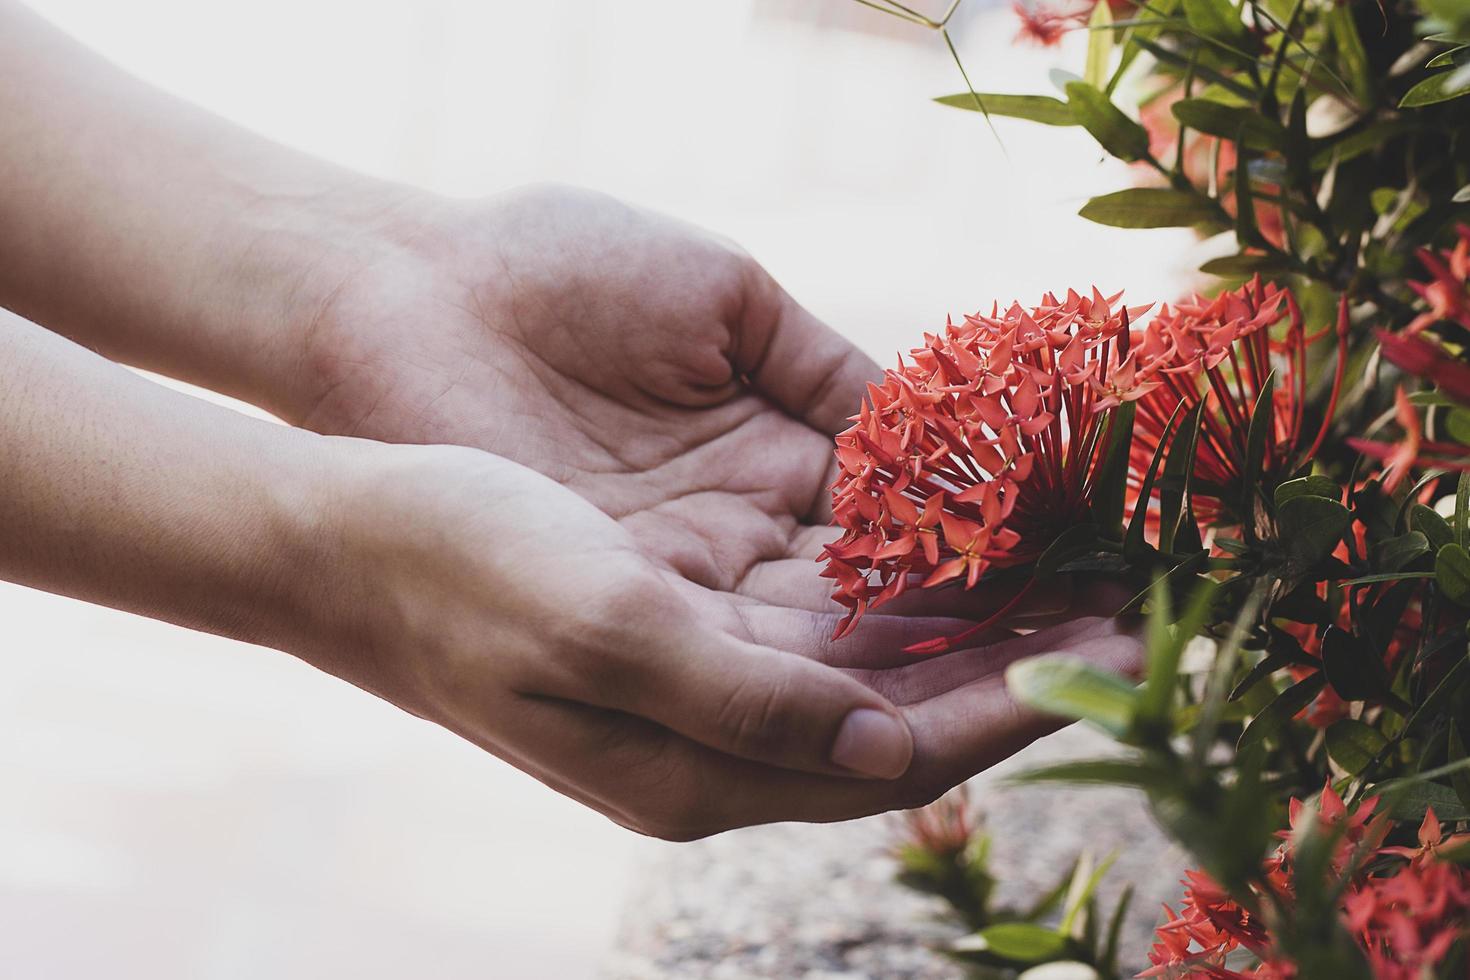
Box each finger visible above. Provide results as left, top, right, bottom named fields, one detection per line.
left=560, top=610, right=917, bottom=780
left=732, top=263, right=882, bottom=437
left=851, top=620, right=1142, bottom=706
left=732, top=601, right=990, bottom=669
left=504, top=628, right=1145, bottom=839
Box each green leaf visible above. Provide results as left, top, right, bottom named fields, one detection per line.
left=1411, top=504, right=1455, bottom=550
left=1091, top=402, right=1136, bottom=537
left=1325, top=718, right=1389, bottom=775
left=1037, top=523, right=1103, bottom=577
left=956, top=923, right=1069, bottom=964
left=1009, top=757, right=1174, bottom=790
left=1458, top=471, right=1470, bottom=548
left=1065, top=82, right=1150, bottom=162
left=1083, top=0, right=1115, bottom=90
left=1138, top=578, right=1219, bottom=730
left=1241, top=371, right=1275, bottom=531
left=1400, top=70, right=1470, bottom=107
left=1427, top=46, right=1470, bottom=69
left=1126, top=399, right=1186, bottom=560
left=1233, top=128, right=1261, bottom=248
left=1171, top=99, right=1285, bottom=149
left=1182, top=0, right=1247, bottom=43
left=1006, top=655, right=1140, bottom=738
left=1378, top=531, right=1431, bottom=573
left=1327, top=5, right=1372, bottom=103
left=1437, top=543, right=1470, bottom=605
left=1450, top=723, right=1470, bottom=813
left=1447, top=408, right=1470, bottom=445
left=1378, top=779, right=1470, bottom=822
left=1198, top=253, right=1289, bottom=279
left=1098, top=885, right=1133, bottom=978
left=1237, top=673, right=1326, bottom=751
left=934, top=93, right=1076, bottom=126
left=1321, top=626, right=1392, bottom=701
left=1274, top=475, right=1341, bottom=508
left=1278, top=495, right=1351, bottom=570
left=1159, top=402, right=1204, bottom=554
left=1080, top=188, right=1221, bottom=228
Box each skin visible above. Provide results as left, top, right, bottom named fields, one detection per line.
left=0, top=1, right=1142, bottom=840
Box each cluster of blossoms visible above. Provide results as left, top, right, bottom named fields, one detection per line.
left=1354, top=225, right=1470, bottom=483
left=822, top=277, right=1345, bottom=651
left=1144, top=785, right=1470, bottom=979
left=821, top=287, right=1154, bottom=650
left=1130, top=278, right=1344, bottom=530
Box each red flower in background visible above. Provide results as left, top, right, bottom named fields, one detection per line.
left=1407, top=223, right=1470, bottom=335
left=1147, top=788, right=1470, bottom=979
left=822, top=288, right=1154, bottom=649
left=1012, top=0, right=1139, bottom=44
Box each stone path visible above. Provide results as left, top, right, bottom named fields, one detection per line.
left=608, top=725, right=1189, bottom=979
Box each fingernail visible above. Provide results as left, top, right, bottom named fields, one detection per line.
left=830, top=708, right=913, bottom=779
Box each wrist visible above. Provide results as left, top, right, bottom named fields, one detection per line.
left=205, top=178, right=450, bottom=420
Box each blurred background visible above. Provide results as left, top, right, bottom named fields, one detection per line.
left=0, top=1, right=1196, bottom=977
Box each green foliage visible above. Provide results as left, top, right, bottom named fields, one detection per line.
left=878, top=0, right=1470, bottom=973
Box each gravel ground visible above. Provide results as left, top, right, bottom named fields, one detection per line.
left=606, top=725, right=1189, bottom=979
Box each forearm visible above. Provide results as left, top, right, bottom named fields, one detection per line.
left=0, top=1, right=421, bottom=418
left=0, top=306, right=339, bottom=650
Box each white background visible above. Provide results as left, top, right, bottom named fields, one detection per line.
left=0, top=2, right=1195, bottom=977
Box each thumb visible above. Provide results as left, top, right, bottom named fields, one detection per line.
left=612, top=632, right=914, bottom=780
left=733, top=263, right=882, bottom=436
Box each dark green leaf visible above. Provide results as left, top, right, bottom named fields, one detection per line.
left=1241, top=371, right=1275, bottom=535
left=1378, top=531, right=1431, bottom=572
left=1159, top=402, right=1204, bottom=554
left=1400, top=70, right=1470, bottom=107
left=1237, top=673, right=1326, bottom=751
left=1447, top=408, right=1470, bottom=445
left=1171, top=98, right=1285, bottom=149
left=1081, top=188, right=1221, bottom=228
left=1274, top=475, right=1341, bottom=508
left=1450, top=723, right=1470, bottom=813
left=1325, top=718, right=1389, bottom=775
left=1182, top=0, right=1247, bottom=43
left=1037, top=523, right=1104, bottom=577
left=1321, top=626, right=1392, bottom=701
left=1009, top=757, right=1174, bottom=790
left=1436, top=542, right=1470, bottom=605
left=1411, top=504, right=1455, bottom=550
left=1279, top=494, right=1351, bottom=570
left=933, top=93, right=1076, bottom=126
left=1091, top=402, right=1136, bottom=536
left=1327, top=5, right=1371, bottom=102
left=1065, top=81, right=1151, bottom=162
left=1458, top=471, right=1470, bottom=548
left=1378, top=779, right=1470, bottom=822
left=1199, top=253, right=1289, bottom=278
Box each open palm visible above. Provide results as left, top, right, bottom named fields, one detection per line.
left=291, top=184, right=1137, bottom=825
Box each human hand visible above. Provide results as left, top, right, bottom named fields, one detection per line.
left=313, top=439, right=1143, bottom=839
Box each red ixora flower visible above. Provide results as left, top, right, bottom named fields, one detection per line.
left=1406, top=223, right=1470, bottom=336
left=1149, top=787, right=1470, bottom=979
left=821, top=288, right=1154, bottom=650
left=1131, top=278, right=1348, bottom=531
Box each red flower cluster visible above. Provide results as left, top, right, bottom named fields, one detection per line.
left=1143, top=784, right=1470, bottom=979
left=1131, top=279, right=1346, bottom=531
left=823, top=279, right=1344, bottom=649
left=821, top=288, right=1154, bottom=649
